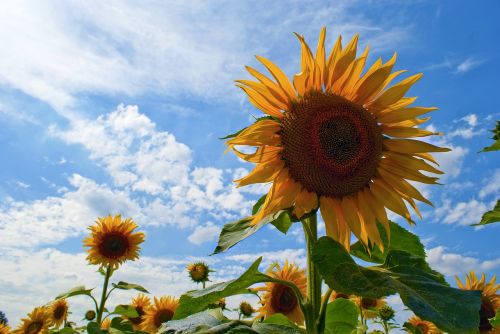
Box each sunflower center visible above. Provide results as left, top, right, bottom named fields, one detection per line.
left=360, top=297, right=377, bottom=309
left=270, top=284, right=298, bottom=314
left=129, top=306, right=145, bottom=325
left=416, top=323, right=429, bottom=334
left=25, top=321, right=43, bottom=334
left=153, top=309, right=173, bottom=328
left=335, top=293, right=350, bottom=299
left=53, top=305, right=66, bottom=320
left=479, top=296, right=495, bottom=330
left=98, top=233, right=130, bottom=259
left=281, top=92, right=382, bottom=197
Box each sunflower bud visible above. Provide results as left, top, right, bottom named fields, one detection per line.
left=187, top=262, right=210, bottom=283
left=378, top=305, right=395, bottom=321
left=84, top=310, right=96, bottom=321
left=239, top=302, right=254, bottom=317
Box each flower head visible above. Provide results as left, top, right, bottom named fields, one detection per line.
left=13, top=307, right=51, bottom=334
left=406, top=316, right=442, bottom=334
left=84, top=215, right=145, bottom=269
left=126, top=294, right=151, bottom=330
left=84, top=310, right=96, bottom=321
left=353, top=296, right=387, bottom=319
left=141, top=296, right=178, bottom=333
left=378, top=305, right=395, bottom=322
left=227, top=27, right=448, bottom=250
left=186, top=262, right=210, bottom=283
left=256, top=261, right=307, bottom=325
left=455, top=271, right=500, bottom=331
left=47, top=299, right=68, bottom=328
left=239, top=302, right=254, bottom=317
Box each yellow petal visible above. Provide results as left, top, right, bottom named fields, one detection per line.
left=315, top=27, right=327, bottom=86
left=390, top=117, right=431, bottom=127
left=236, top=79, right=287, bottom=112
left=379, top=160, right=440, bottom=184
left=363, top=188, right=390, bottom=239
left=256, top=56, right=296, bottom=100
left=294, top=32, right=320, bottom=90
left=384, top=139, right=451, bottom=153
left=352, top=53, right=397, bottom=104
left=245, top=66, right=289, bottom=108
left=232, top=146, right=282, bottom=163
left=370, top=73, right=423, bottom=110
left=355, top=191, right=383, bottom=251
left=320, top=196, right=350, bottom=250
left=226, top=119, right=281, bottom=147
left=329, top=35, right=359, bottom=92
left=235, top=158, right=284, bottom=187
left=340, top=196, right=363, bottom=244
left=414, top=152, right=439, bottom=165
left=381, top=125, right=439, bottom=138
left=378, top=107, right=437, bottom=124
left=325, top=35, right=342, bottom=89
left=236, top=84, right=283, bottom=118
left=341, top=46, right=369, bottom=96
left=385, top=152, right=444, bottom=175
left=293, top=70, right=310, bottom=97
left=371, top=178, right=414, bottom=224
left=377, top=168, right=433, bottom=206
left=293, top=189, right=318, bottom=219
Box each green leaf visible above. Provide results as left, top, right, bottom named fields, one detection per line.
left=473, top=199, right=500, bottom=226
left=324, top=299, right=359, bottom=334
left=87, top=322, right=105, bottom=334
left=112, top=281, right=149, bottom=293
left=491, top=309, right=500, bottom=328
left=313, top=237, right=481, bottom=334
left=174, top=258, right=270, bottom=319
left=55, top=328, right=78, bottom=334
left=161, top=309, right=224, bottom=333
left=270, top=211, right=294, bottom=234
left=350, top=221, right=426, bottom=264
left=111, top=305, right=139, bottom=318
left=109, top=317, right=135, bottom=334
left=56, top=286, right=93, bottom=299
left=252, top=322, right=302, bottom=334
left=252, top=195, right=267, bottom=215
left=262, top=313, right=296, bottom=326
left=212, top=217, right=267, bottom=254
left=480, top=120, right=500, bottom=152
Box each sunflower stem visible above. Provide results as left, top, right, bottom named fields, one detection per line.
left=302, top=214, right=321, bottom=334
left=96, top=265, right=112, bottom=324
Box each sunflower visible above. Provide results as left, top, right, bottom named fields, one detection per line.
left=140, top=296, right=178, bottom=333
left=13, top=307, right=51, bottom=334
left=329, top=290, right=352, bottom=301
left=256, top=261, right=307, bottom=325
left=47, top=299, right=68, bottom=328
left=101, top=318, right=111, bottom=330
left=239, top=302, right=255, bottom=317
left=126, top=294, right=151, bottom=330
left=186, top=262, right=210, bottom=283
left=456, top=271, right=500, bottom=331
left=84, top=215, right=145, bottom=269
left=226, top=27, right=448, bottom=249
left=406, top=316, right=442, bottom=334
left=0, top=323, right=10, bottom=334
left=352, top=296, right=387, bottom=319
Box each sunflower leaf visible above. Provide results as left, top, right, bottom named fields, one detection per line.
left=262, top=313, right=297, bottom=326
left=110, top=305, right=139, bottom=318
left=313, top=237, right=481, bottom=334
left=480, top=120, right=500, bottom=152
left=324, top=299, right=359, bottom=334
left=56, top=286, right=93, bottom=299
left=112, top=281, right=149, bottom=293
left=160, top=309, right=224, bottom=333
left=473, top=199, right=500, bottom=226
left=87, top=322, right=105, bottom=334
left=350, top=220, right=426, bottom=263
left=251, top=322, right=302, bottom=334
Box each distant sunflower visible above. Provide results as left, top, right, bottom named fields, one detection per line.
left=352, top=296, right=387, bottom=319
left=47, top=299, right=68, bottom=328
left=406, top=316, right=442, bottom=334
left=456, top=271, right=500, bottom=332
left=256, top=261, right=307, bottom=325
left=186, top=262, right=210, bottom=284
left=227, top=27, right=448, bottom=249
left=329, top=290, right=352, bottom=301
left=140, top=296, right=178, bottom=333
left=84, top=215, right=145, bottom=269
left=127, top=294, right=151, bottom=330
left=13, top=307, right=51, bottom=334
left=100, top=318, right=111, bottom=330
left=0, top=323, right=10, bottom=334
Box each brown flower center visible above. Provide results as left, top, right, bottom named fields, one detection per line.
left=98, top=232, right=130, bottom=259
left=153, top=309, right=173, bottom=328
left=360, top=297, right=377, bottom=309
left=129, top=306, right=145, bottom=325
left=53, top=305, right=66, bottom=320
left=281, top=92, right=382, bottom=197
left=270, top=284, right=298, bottom=314
left=335, top=293, right=350, bottom=299
left=416, top=323, right=429, bottom=334
left=25, top=321, right=43, bottom=334
left=479, top=296, right=495, bottom=330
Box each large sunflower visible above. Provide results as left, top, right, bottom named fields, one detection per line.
left=47, top=299, right=68, bottom=328
left=456, top=271, right=500, bottom=332
left=126, top=294, right=151, bottom=330
left=140, top=296, right=178, bottom=334
left=406, top=316, right=442, bottom=334
left=0, top=323, right=10, bottom=334
left=227, top=27, right=448, bottom=249
left=13, top=307, right=51, bottom=334
left=84, top=215, right=145, bottom=269
left=256, top=261, right=307, bottom=325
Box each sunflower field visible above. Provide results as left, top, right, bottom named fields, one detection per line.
left=1, top=26, right=499, bottom=334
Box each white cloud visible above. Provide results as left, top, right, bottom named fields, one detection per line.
left=427, top=246, right=500, bottom=276
left=435, top=198, right=488, bottom=226
left=225, top=249, right=306, bottom=269
left=425, top=57, right=485, bottom=74
left=455, top=57, right=484, bottom=74
left=479, top=169, right=500, bottom=199
left=188, top=222, right=221, bottom=245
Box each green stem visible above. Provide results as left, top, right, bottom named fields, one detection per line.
left=202, top=281, right=206, bottom=289
left=383, top=320, right=390, bottom=334
left=96, top=265, right=112, bottom=324
left=302, top=213, right=321, bottom=334
left=317, top=288, right=333, bottom=333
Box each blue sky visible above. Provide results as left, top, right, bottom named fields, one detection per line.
left=0, top=0, right=499, bottom=328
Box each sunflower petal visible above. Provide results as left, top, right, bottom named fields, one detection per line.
left=293, top=189, right=318, bottom=219
left=384, top=139, right=451, bottom=153
left=370, top=73, right=423, bottom=109
left=256, top=55, right=296, bottom=100
left=236, top=84, right=284, bottom=118
left=235, top=158, right=284, bottom=187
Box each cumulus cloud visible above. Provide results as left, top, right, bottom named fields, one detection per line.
left=434, top=198, right=488, bottom=226
left=188, top=222, right=221, bottom=245
left=427, top=246, right=500, bottom=276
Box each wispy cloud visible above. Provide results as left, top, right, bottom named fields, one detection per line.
left=424, top=56, right=485, bottom=74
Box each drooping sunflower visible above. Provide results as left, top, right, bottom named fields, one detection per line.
left=406, top=316, right=442, bottom=334
left=13, top=307, right=51, bottom=334
left=84, top=215, right=145, bottom=269
left=239, top=302, right=255, bottom=318
left=456, top=271, right=500, bottom=331
left=352, top=296, right=387, bottom=319
left=140, top=296, right=178, bottom=333
left=126, top=294, right=151, bottom=330
left=0, top=323, right=10, bottom=334
left=256, top=261, right=307, bottom=325
left=47, top=299, right=69, bottom=328
left=226, top=27, right=449, bottom=249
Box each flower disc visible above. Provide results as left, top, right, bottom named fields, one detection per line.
left=270, top=284, right=298, bottom=314
left=282, top=92, right=382, bottom=197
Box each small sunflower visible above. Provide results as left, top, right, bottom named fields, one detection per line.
left=406, top=316, right=442, bottom=334
left=126, top=294, right=151, bottom=330
left=186, top=262, right=210, bottom=284
left=47, top=299, right=69, bottom=328
left=84, top=310, right=96, bottom=321
left=239, top=302, right=255, bottom=317
left=100, top=318, right=111, bottom=330
left=378, top=305, right=396, bottom=322
left=140, top=296, right=178, bottom=333
left=84, top=215, right=145, bottom=269
left=256, top=261, right=307, bottom=325
left=353, top=296, right=387, bottom=319
left=13, top=307, right=51, bottom=334
left=329, top=290, right=352, bottom=301
left=456, top=271, right=500, bottom=331
left=0, top=323, right=10, bottom=334
left=227, top=27, right=449, bottom=250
